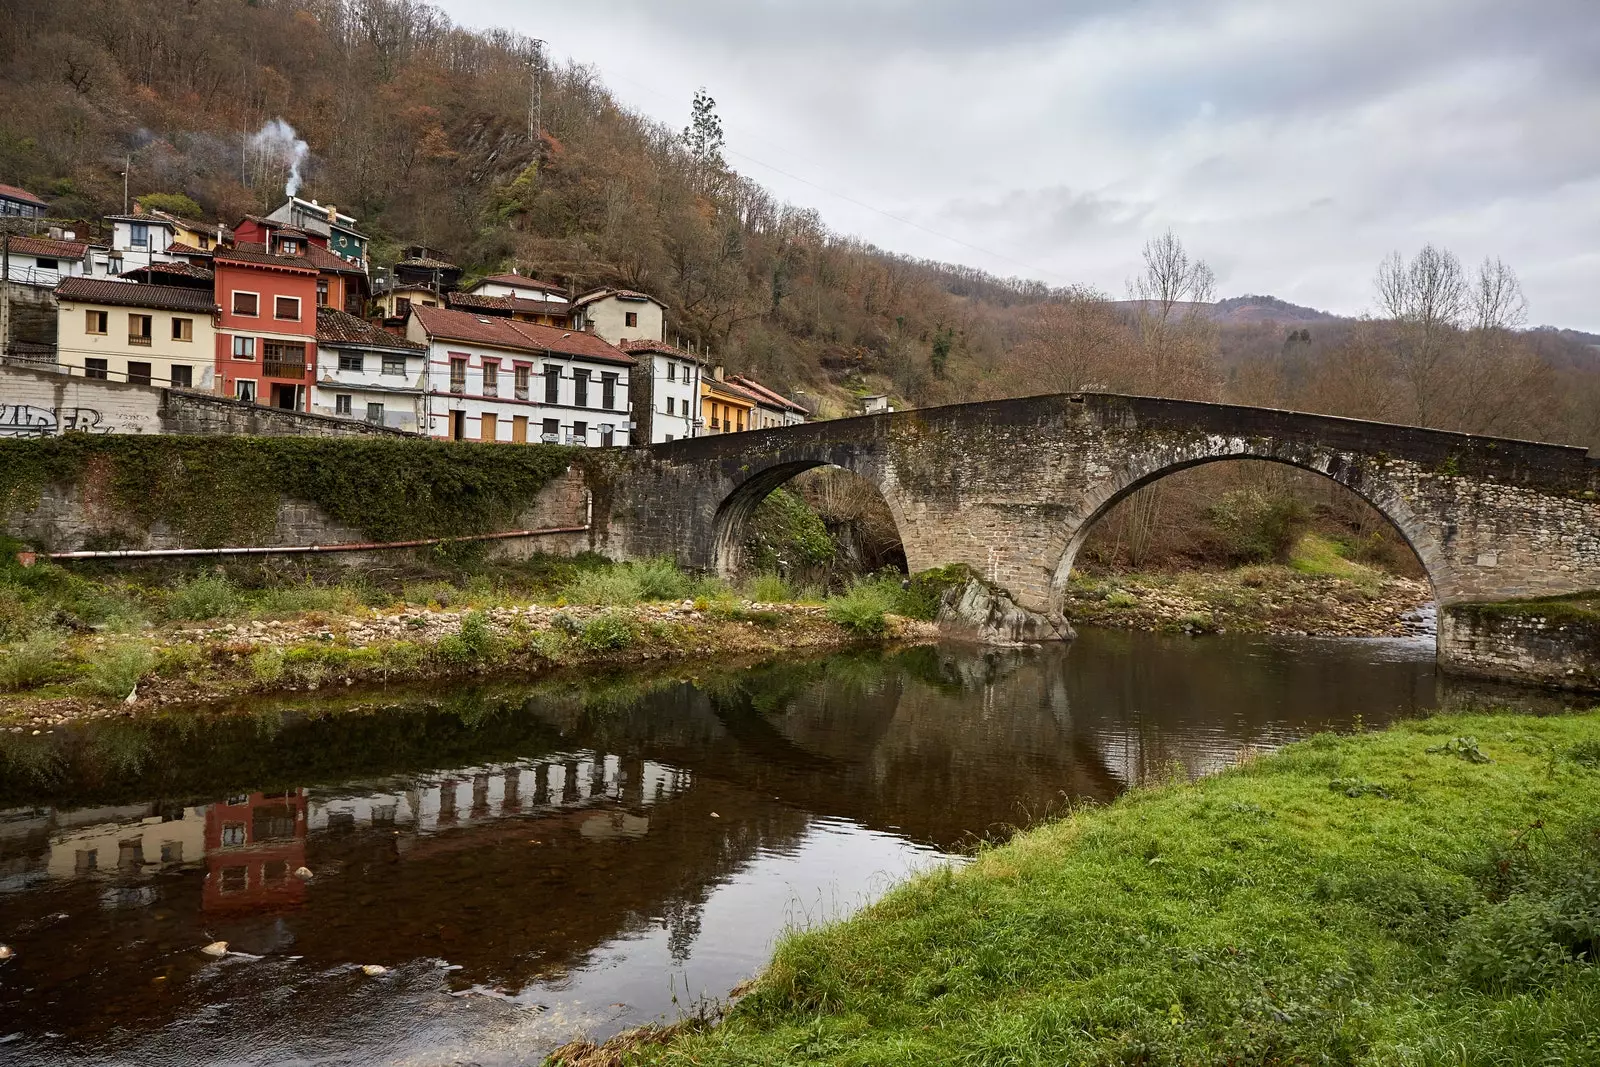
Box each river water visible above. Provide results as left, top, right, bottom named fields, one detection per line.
left=0, top=628, right=1527, bottom=1065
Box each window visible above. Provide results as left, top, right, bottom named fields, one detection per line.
left=665, top=433, right=674, bottom=442
left=36, top=257, right=58, bottom=271
left=279, top=237, right=300, bottom=255
left=85, top=358, right=108, bottom=380
left=316, top=278, right=329, bottom=306
left=336, top=394, right=352, bottom=415
left=542, top=418, right=559, bottom=443
left=514, top=365, right=530, bottom=400
left=338, top=352, right=363, bottom=372
left=130, top=222, right=149, bottom=249
left=172, top=317, right=192, bottom=341
left=601, top=372, right=617, bottom=409
left=85, top=309, right=107, bottom=335
left=170, top=365, right=192, bottom=388
left=160, top=842, right=184, bottom=864
left=395, top=296, right=411, bottom=317
left=449, top=356, right=467, bottom=393
left=220, top=865, right=247, bottom=893
left=221, top=823, right=246, bottom=847
left=573, top=369, right=589, bottom=407
left=667, top=361, right=676, bottom=381
left=624, top=311, right=638, bottom=328
left=233, top=291, right=259, bottom=316
left=381, top=353, right=406, bottom=376
left=366, top=402, right=384, bottom=425
left=571, top=420, right=587, bottom=444
left=263, top=341, right=306, bottom=377
left=127, top=361, right=152, bottom=386
left=666, top=396, right=675, bottom=415
left=274, top=295, right=300, bottom=321
left=235, top=379, right=257, bottom=403
left=232, top=336, right=256, bottom=360
left=128, top=314, right=152, bottom=346
left=482, top=360, right=499, bottom=397
left=544, top=364, right=560, bottom=404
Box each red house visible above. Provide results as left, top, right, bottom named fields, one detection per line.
left=233, top=214, right=368, bottom=315
left=202, top=790, right=308, bottom=913
left=213, top=244, right=319, bottom=410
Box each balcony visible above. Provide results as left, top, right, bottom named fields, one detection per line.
left=262, top=359, right=307, bottom=379
left=128, top=334, right=152, bottom=347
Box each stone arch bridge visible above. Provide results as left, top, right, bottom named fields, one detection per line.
left=597, top=393, right=1600, bottom=689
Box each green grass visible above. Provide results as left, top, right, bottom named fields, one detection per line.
left=80, top=640, right=157, bottom=700
left=1289, top=531, right=1385, bottom=588
left=1459, top=593, right=1600, bottom=625
left=559, top=559, right=695, bottom=606
left=0, top=629, right=69, bottom=690
left=624, top=710, right=1600, bottom=1066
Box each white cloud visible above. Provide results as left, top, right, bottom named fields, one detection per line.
left=438, top=0, right=1600, bottom=329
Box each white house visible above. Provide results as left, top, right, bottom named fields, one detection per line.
left=2, top=235, right=90, bottom=287
left=621, top=339, right=704, bottom=443
left=100, top=213, right=180, bottom=273
left=570, top=287, right=666, bottom=346
left=407, top=305, right=635, bottom=446
left=466, top=272, right=569, bottom=303
left=313, top=307, right=428, bottom=432
left=266, top=196, right=368, bottom=265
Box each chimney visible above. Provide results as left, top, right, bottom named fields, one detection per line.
left=132, top=200, right=144, bottom=215
left=714, top=365, right=725, bottom=381
left=326, top=204, right=337, bottom=223
left=585, top=321, right=596, bottom=333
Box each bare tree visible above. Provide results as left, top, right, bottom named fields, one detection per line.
left=1373, top=244, right=1468, bottom=424
left=1130, top=229, right=1216, bottom=321
left=1127, top=230, right=1220, bottom=400
left=1469, top=256, right=1528, bottom=334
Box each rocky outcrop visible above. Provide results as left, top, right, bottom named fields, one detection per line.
left=937, top=579, right=1076, bottom=646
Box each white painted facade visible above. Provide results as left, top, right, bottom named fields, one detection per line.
left=572, top=290, right=665, bottom=346
left=470, top=277, right=568, bottom=303
left=313, top=345, right=428, bottom=433
left=103, top=216, right=179, bottom=272
left=1, top=240, right=90, bottom=287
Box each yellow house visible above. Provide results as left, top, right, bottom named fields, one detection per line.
left=54, top=277, right=218, bottom=390
left=142, top=206, right=228, bottom=252
left=701, top=373, right=756, bottom=434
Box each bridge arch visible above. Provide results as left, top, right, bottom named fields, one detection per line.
left=1046, top=440, right=1453, bottom=612
left=710, top=456, right=915, bottom=579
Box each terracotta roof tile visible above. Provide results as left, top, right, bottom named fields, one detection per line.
left=7, top=235, right=87, bottom=259
left=447, top=291, right=571, bottom=317
left=119, top=261, right=214, bottom=282
left=412, top=305, right=634, bottom=366
left=163, top=241, right=215, bottom=257
left=572, top=286, right=666, bottom=309
left=0, top=183, right=49, bottom=208
left=55, top=277, right=217, bottom=313
left=619, top=338, right=705, bottom=364
left=239, top=214, right=312, bottom=239
left=214, top=243, right=318, bottom=273
left=316, top=307, right=425, bottom=350
left=300, top=242, right=367, bottom=274
left=398, top=257, right=458, bottom=270
left=727, top=374, right=808, bottom=414
left=475, top=273, right=568, bottom=295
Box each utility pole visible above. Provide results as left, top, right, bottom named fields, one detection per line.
left=528, top=39, right=546, bottom=146
left=122, top=156, right=130, bottom=215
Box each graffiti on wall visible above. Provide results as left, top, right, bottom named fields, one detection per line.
left=0, top=405, right=115, bottom=437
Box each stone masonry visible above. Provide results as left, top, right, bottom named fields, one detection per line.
left=597, top=392, right=1600, bottom=687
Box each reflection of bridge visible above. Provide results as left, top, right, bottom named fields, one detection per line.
left=601, top=393, right=1600, bottom=688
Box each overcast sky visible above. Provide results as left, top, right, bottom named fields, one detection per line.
left=438, top=0, right=1600, bottom=330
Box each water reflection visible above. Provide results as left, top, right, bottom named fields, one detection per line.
left=0, top=629, right=1504, bottom=1065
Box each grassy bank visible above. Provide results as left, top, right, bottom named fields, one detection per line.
left=576, top=709, right=1600, bottom=1066
left=0, top=551, right=945, bottom=728
left=1066, top=533, right=1432, bottom=636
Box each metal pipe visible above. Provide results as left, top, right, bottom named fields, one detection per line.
left=36, top=524, right=590, bottom=562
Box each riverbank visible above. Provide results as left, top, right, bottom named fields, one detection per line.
left=1065, top=534, right=1432, bottom=636
left=564, top=707, right=1600, bottom=1066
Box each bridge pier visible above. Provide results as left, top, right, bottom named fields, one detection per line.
left=602, top=393, right=1600, bottom=692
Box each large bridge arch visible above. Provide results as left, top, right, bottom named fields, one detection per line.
left=1045, top=439, right=1455, bottom=612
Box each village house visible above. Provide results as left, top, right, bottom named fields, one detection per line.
left=2, top=234, right=90, bottom=286
left=313, top=307, right=428, bottom=432
left=570, top=287, right=666, bottom=346
left=407, top=304, right=634, bottom=445
left=373, top=247, right=459, bottom=321
left=0, top=182, right=49, bottom=218
left=466, top=272, right=569, bottom=303
left=265, top=196, right=368, bottom=266
left=700, top=370, right=757, bottom=434
left=212, top=245, right=319, bottom=410
left=54, top=277, right=217, bottom=390
left=726, top=374, right=808, bottom=429
left=100, top=211, right=180, bottom=273
left=621, top=339, right=704, bottom=443
left=234, top=215, right=368, bottom=315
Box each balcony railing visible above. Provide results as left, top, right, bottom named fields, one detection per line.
left=262, top=359, right=307, bottom=379
left=449, top=377, right=466, bottom=394
left=128, top=334, right=151, bottom=347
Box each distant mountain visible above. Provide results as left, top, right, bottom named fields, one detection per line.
left=1208, top=294, right=1341, bottom=325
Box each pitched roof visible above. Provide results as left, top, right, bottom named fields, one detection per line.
left=398, top=256, right=458, bottom=270
left=573, top=286, right=666, bottom=309
left=300, top=242, right=367, bottom=275
left=147, top=209, right=229, bottom=238
left=103, top=213, right=177, bottom=227
left=239, top=214, right=313, bottom=239
left=473, top=273, right=568, bottom=296
left=411, top=305, right=634, bottom=366
left=447, top=291, right=571, bottom=317
left=120, top=261, right=214, bottom=283
left=55, top=277, right=217, bottom=313
left=163, top=241, right=215, bottom=258
left=727, top=374, right=808, bottom=414
left=0, top=183, right=48, bottom=208
left=705, top=376, right=759, bottom=403
left=618, top=338, right=705, bottom=364
left=214, top=243, right=318, bottom=273
left=316, top=307, right=425, bottom=350
left=7, top=235, right=87, bottom=259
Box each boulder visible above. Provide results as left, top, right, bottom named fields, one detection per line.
left=937, top=579, right=1076, bottom=646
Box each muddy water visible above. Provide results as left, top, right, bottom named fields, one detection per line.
left=0, top=630, right=1486, bottom=1065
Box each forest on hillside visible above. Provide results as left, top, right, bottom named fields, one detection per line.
left=3, top=0, right=1599, bottom=573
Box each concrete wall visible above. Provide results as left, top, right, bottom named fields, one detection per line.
left=1439, top=605, right=1600, bottom=690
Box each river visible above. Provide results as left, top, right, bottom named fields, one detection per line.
left=0, top=628, right=1536, bottom=1065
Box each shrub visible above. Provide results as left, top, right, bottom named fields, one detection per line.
left=632, top=558, right=692, bottom=600
left=826, top=579, right=896, bottom=636
left=744, top=573, right=794, bottom=603
left=1106, top=590, right=1140, bottom=608
left=559, top=567, right=644, bottom=606
left=437, top=609, right=496, bottom=664
left=251, top=582, right=361, bottom=618
left=402, top=580, right=459, bottom=608
left=249, top=647, right=285, bottom=683
left=1205, top=489, right=1309, bottom=564
left=743, top=488, right=835, bottom=573
left=0, top=629, right=68, bottom=690
left=83, top=640, right=157, bottom=700
left=580, top=613, right=635, bottom=651
left=899, top=564, right=974, bottom=620
left=166, top=574, right=239, bottom=621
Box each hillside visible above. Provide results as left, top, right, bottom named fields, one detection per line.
left=0, top=0, right=1597, bottom=446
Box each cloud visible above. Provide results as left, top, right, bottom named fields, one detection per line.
left=438, top=0, right=1600, bottom=328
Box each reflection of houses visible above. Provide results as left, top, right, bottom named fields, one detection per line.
left=202, top=790, right=308, bottom=912
left=40, top=803, right=209, bottom=882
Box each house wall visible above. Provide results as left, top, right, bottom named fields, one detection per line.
left=581, top=296, right=663, bottom=345
left=2, top=251, right=87, bottom=288
left=700, top=385, right=752, bottom=434
left=214, top=260, right=319, bottom=409
left=475, top=281, right=568, bottom=303
left=313, top=344, right=426, bottom=432
left=57, top=298, right=216, bottom=390
left=109, top=219, right=175, bottom=270
left=374, top=287, right=438, bottom=320
left=629, top=352, right=702, bottom=443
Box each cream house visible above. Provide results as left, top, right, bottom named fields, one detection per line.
left=54, top=277, right=217, bottom=390
left=570, top=288, right=666, bottom=345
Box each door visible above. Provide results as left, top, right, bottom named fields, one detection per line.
left=480, top=412, right=497, bottom=442
left=451, top=410, right=466, bottom=441
left=511, top=416, right=528, bottom=443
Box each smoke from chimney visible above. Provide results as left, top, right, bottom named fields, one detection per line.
left=249, top=118, right=310, bottom=197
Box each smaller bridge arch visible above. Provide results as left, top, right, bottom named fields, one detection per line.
left=1045, top=437, right=1453, bottom=611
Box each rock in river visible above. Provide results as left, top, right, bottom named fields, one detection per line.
left=938, top=579, right=1076, bottom=647
left=201, top=941, right=228, bottom=957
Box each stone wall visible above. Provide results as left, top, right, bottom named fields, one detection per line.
left=160, top=389, right=409, bottom=438
left=1439, top=604, right=1600, bottom=691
